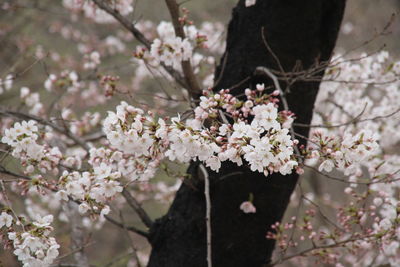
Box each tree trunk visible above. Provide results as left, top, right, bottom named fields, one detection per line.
left=147, top=0, right=346, bottom=266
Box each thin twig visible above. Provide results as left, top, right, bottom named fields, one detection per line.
left=294, top=107, right=400, bottom=129
left=213, top=52, right=228, bottom=88
left=261, top=27, right=285, bottom=76
left=267, top=234, right=376, bottom=266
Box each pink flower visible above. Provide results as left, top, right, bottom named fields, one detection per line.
left=240, top=201, right=256, bottom=214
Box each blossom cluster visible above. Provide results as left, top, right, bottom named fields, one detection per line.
left=309, top=129, right=379, bottom=175
left=83, top=51, right=101, bottom=70
left=1, top=120, right=62, bottom=174
left=131, top=20, right=224, bottom=89
left=57, top=145, right=155, bottom=216
left=103, top=85, right=298, bottom=177
left=20, top=87, right=43, bottom=116
left=1, top=213, right=59, bottom=267
left=63, top=0, right=134, bottom=24
left=134, top=22, right=193, bottom=70
left=44, top=70, right=81, bottom=93
left=267, top=187, right=400, bottom=266
left=57, top=167, right=120, bottom=216
left=61, top=109, right=101, bottom=137
left=267, top=51, right=400, bottom=266
left=134, top=21, right=212, bottom=71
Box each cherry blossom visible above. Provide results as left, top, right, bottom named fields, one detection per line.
left=245, top=0, right=257, bottom=7
left=1, top=1, right=400, bottom=265
left=240, top=201, right=256, bottom=214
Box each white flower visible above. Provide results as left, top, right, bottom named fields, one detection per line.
left=378, top=218, right=392, bottom=230
left=205, top=156, right=221, bottom=172
left=240, top=201, right=256, bottom=213
left=100, top=206, right=110, bottom=217
left=46, top=243, right=60, bottom=260
left=102, top=180, right=123, bottom=198
left=382, top=241, right=399, bottom=256
left=33, top=215, right=53, bottom=228
left=245, top=0, right=256, bottom=7
left=318, top=159, right=334, bottom=172
left=0, top=212, right=13, bottom=228
left=44, top=74, right=56, bottom=91
left=22, top=120, right=38, bottom=133
left=21, top=233, right=42, bottom=251
left=20, top=87, right=30, bottom=98
left=256, top=83, right=264, bottom=91
left=78, top=203, right=90, bottom=214
left=251, top=103, right=280, bottom=130
left=94, top=162, right=112, bottom=179
left=65, top=181, right=85, bottom=199
left=219, top=124, right=230, bottom=136
left=231, top=122, right=252, bottom=139
left=279, top=161, right=297, bottom=175
left=373, top=197, right=383, bottom=206
left=55, top=190, right=69, bottom=201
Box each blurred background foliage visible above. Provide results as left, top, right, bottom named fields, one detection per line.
left=0, top=0, right=399, bottom=266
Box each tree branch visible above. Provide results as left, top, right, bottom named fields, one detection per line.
left=0, top=167, right=32, bottom=181
left=104, top=215, right=149, bottom=239
left=121, top=188, right=153, bottom=228
left=90, top=0, right=188, bottom=89
left=165, top=0, right=202, bottom=99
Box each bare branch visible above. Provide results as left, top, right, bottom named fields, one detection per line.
left=91, top=0, right=150, bottom=47
left=104, top=215, right=149, bottom=239
left=0, top=167, right=32, bottom=181
left=121, top=188, right=153, bottom=228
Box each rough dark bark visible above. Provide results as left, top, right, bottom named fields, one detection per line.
left=147, top=1, right=346, bottom=266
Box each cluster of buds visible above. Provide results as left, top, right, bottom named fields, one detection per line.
left=100, top=75, right=120, bottom=97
